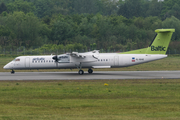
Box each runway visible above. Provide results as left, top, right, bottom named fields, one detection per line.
left=0, top=71, right=180, bottom=80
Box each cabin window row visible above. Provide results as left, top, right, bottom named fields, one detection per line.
left=32, top=60, right=55, bottom=63
left=98, top=59, right=113, bottom=62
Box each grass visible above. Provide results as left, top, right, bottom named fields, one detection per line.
left=0, top=79, right=180, bottom=119
left=1, top=55, right=180, bottom=72
left=1, top=56, right=180, bottom=119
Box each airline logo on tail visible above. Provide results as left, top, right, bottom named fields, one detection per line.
left=151, top=46, right=166, bottom=51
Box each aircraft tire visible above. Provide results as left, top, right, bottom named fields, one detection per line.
left=88, top=69, right=93, bottom=74
left=79, top=70, right=84, bottom=75
left=11, top=70, right=15, bottom=74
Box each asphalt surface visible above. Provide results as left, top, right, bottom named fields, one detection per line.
left=0, top=71, right=180, bottom=80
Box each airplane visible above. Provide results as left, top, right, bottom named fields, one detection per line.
left=3, top=29, right=175, bottom=75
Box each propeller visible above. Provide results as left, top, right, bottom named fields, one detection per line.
left=52, top=55, right=58, bottom=62
left=52, top=55, right=58, bottom=67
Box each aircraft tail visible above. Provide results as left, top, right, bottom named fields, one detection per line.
left=121, top=29, right=175, bottom=55
left=146, top=29, right=175, bottom=54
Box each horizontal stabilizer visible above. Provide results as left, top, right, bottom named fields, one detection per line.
left=155, top=29, right=175, bottom=33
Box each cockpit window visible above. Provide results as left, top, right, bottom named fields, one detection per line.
left=14, top=58, right=20, bottom=61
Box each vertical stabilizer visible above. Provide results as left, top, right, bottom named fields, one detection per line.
left=120, top=29, right=175, bottom=54
left=146, top=29, right=175, bottom=54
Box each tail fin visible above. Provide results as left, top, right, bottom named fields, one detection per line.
left=121, top=29, right=175, bottom=55
left=146, top=29, right=175, bottom=54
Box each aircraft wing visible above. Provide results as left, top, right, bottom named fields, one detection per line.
left=67, top=50, right=99, bottom=63
left=70, top=52, right=86, bottom=58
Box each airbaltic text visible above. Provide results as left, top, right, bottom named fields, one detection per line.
left=32, top=58, right=45, bottom=61
left=151, top=46, right=166, bottom=51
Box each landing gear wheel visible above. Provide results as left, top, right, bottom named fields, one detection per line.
left=78, top=70, right=84, bottom=75
left=11, top=70, right=15, bottom=74
left=88, top=69, right=93, bottom=74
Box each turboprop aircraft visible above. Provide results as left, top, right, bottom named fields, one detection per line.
left=3, top=29, right=175, bottom=75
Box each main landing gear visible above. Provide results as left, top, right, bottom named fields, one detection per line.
left=78, top=70, right=84, bottom=75
left=11, top=69, right=15, bottom=74
left=88, top=68, right=93, bottom=74
left=78, top=69, right=93, bottom=75
left=77, top=63, right=93, bottom=75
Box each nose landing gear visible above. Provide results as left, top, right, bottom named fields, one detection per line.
left=11, top=69, right=15, bottom=74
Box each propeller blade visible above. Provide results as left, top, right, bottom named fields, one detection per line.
left=52, top=55, right=58, bottom=67
left=52, top=55, right=58, bottom=62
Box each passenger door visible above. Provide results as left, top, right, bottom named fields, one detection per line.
left=25, top=57, right=30, bottom=68
left=114, top=56, right=119, bottom=66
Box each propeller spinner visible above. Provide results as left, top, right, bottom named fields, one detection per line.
left=52, top=55, right=58, bottom=62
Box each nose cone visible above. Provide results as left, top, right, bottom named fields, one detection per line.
left=3, top=64, right=9, bottom=69
left=3, top=62, right=12, bottom=69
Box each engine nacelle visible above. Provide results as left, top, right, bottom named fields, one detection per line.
left=52, top=54, right=70, bottom=63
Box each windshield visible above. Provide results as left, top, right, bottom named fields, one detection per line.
left=13, top=58, right=20, bottom=62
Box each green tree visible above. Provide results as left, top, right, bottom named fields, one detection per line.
left=146, top=0, right=162, bottom=17
left=161, top=0, right=180, bottom=19
left=79, top=17, right=93, bottom=37
left=72, top=35, right=95, bottom=49
left=34, top=0, right=54, bottom=18
left=117, top=0, right=144, bottom=18
left=101, top=0, right=119, bottom=15
left=5, top=11, right=45, bottom=48
left=163, top=3, right=180, bottom=20
left=0, top=2, right=7, bottom=14
left=7, top=0, right=35, bottom=14
left=51, top=15, right=78, bottom=44
left=70, top=0, right=102, bottom=15
left=162, top=16, right=180, bottom=41
left=0, top=25, right=10, bottom=47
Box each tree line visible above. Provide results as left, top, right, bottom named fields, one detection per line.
left=0, top=0, right=180, bottom=53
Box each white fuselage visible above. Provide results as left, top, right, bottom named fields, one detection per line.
left=3, top=53, right=167, bottom=70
